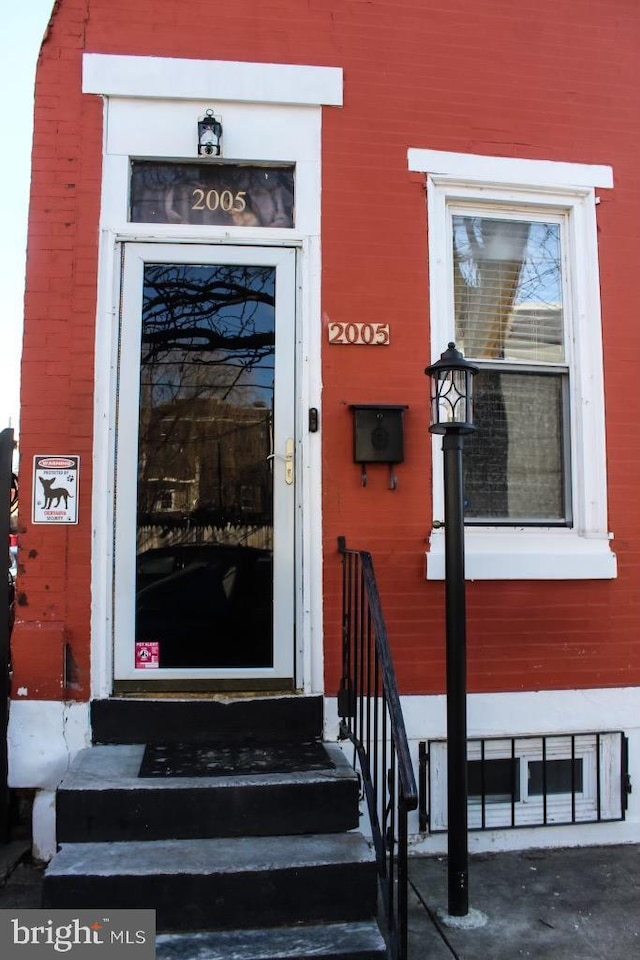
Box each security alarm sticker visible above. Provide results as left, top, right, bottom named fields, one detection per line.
left=135, top=642, right=160, bottom=669
left=32, top=456, right=79, bottom=524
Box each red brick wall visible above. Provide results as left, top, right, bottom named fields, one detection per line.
left=16, top=0, right=640, bottom=699
left=14, top=0, right=99, bottom=699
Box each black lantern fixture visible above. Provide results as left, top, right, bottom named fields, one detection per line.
left=197, top=108, right=223, bottom=157
left=425, top=342, right=478, bottom=919
left=425, top=341, right=478, bottom=436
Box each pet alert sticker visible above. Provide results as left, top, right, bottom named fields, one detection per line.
left=32, top=455, right=80, bottom=524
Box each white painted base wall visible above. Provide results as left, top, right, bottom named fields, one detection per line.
left=7, top=688, right=640, bottom=860
left=325, top=687, right=640, bottom=854
left=7, top=700, right=90, bottom=860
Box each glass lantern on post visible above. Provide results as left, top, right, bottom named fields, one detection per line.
left=425, top=342, right=478, bottom=919
left=425, top=341, right=478, bottom=436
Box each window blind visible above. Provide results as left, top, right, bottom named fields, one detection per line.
left=453, top=216, right=565, bottom=364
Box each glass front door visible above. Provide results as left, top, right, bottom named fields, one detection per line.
left=113, top=245, right=296, bottom=686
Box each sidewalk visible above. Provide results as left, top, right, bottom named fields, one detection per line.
left=0, top=841, right=639, bottom=957
left=0, top=840, right=44, bottom=909
left=408, top=844, right=640, bottom=959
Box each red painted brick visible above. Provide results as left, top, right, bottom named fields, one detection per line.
left=18, top=0, right=640, bottom=702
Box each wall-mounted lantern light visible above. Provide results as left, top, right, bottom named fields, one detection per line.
left=197, top=108, right=223, bottom=157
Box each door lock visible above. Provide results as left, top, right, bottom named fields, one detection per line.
left=266, top=438, right=295, bottom=485
left=285, top=438, right=294, bottom=485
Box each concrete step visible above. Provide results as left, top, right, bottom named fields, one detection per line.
left=90, top=696, right=324, bottom=745
left=56, top=744, right=360, bottom=842
left=42, top=834, right=378, bottom=932
left=155, top=921, right=388, bottom=960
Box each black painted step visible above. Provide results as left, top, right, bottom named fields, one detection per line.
left=155, top=921, right=388, bottom=960
left=91, top=696, right=323, bottom=744
left=56, top=744, right=360, bottom=842
left=43, top=834, right=378, bottom=931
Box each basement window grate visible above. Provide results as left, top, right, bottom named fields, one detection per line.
left=419, top=731, right=629, bottom=833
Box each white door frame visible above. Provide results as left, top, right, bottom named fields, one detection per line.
left=84, top=70, right=338, bottom=699
left=113, top=242, right=297, bottom=685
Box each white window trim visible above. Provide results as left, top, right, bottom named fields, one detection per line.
left=408, top=148, right=613, bottom=189
left=409, top=149, right=616, bottom=580
left=428, top=732, right=623, bottom=831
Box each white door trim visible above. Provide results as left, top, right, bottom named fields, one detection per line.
left=89, top=82, right=332, bottom=698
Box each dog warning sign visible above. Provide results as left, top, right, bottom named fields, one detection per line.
left=33, top=455, right=80, bottom=524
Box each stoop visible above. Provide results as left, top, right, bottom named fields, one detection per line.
left=43, top=696, right=388, bottom=960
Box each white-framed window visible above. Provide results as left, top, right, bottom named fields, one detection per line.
left=426, top=731, right=626, bottom=832
left=409, top=149, right=616, bottom=580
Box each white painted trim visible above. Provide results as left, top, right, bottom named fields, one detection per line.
left=32, top=790, right=57, bottom=862
left=11, top=689, right=640, bottom=858
left=294, top=236, right=324, bottom=693
left=408, top=148, right=613, bottom=189
left=424, top=174, right=616, bottom=580
left=83, top=54, right=343, bottom=106
left=8, top=700, right=91, bottom=789
left=90, top=86, right=326, bottom=695
left=7, top=700, right=89, bottom=860
left=90, top=230, right=119, bottom=698
left=426, top=529, right=617, bottom=580
left=327, top=687, right=640, bottom=854
left=428, top=733, right=622, bottom=831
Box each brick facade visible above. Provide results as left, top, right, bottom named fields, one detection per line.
left=15, top=0, right=640, bottom=702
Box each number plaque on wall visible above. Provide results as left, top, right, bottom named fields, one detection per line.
left=130, top=161, right=295, bottom=228
left=328, top=322, right=390, bottom=345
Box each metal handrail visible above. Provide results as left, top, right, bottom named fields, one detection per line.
left=337, top=537, right=417, bottom=960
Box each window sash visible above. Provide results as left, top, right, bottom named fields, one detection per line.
left=463, top=366, right=572, bottom=526
left=450, top=207, right=573, bottom=525
left=452, top=214, right=566, bottom=366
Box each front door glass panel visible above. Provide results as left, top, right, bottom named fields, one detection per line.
left=135, top=263, right=276, bottom=669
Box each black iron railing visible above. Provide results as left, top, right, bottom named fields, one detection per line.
left=0, top=427, right=15, bottom=844
left=337, top=537, right=417, bottom=960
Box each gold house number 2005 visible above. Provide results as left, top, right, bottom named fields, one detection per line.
left=328, top=322, right=390, bottom=345
left=192, top=189, right=247, bottom=212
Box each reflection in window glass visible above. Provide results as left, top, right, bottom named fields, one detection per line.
left=135, top=263, right=276, bottom=669
left=130, top=161, right=295, bottom=228
left=453, top=216, right=564, bottom=363
left=452, top=213, right=569, bottom=523
left=468, top=758, right=521, bottom=804
left=464, top=371, right=566, bottom=521
left=529, top=759, right=583, bottom=796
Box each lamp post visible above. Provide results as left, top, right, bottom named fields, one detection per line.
left=425, top=342, right=478, bottom=918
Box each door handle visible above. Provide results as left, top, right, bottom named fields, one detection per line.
left=266, top=438, right=294, bottom=485
left=285, top=437, right=294, bottom=485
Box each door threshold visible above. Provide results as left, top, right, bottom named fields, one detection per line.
left=112, top=678, right=296, bottom=695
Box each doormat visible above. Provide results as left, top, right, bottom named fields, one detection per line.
left=138, top=741, right=336, bottom=778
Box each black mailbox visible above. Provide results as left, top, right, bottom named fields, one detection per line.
left=351, top=404, right=408, bottom=488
